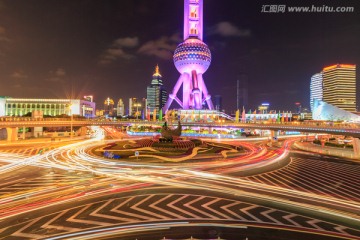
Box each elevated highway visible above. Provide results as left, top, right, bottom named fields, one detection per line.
left=1, top=118, right=360, bottom=138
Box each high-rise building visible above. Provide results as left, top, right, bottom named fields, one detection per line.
left=322, top=64, right=356, bottom=112
left=214, top=95, right=222, bottom=111
left=104, top=97, right=115, bottom=116
left=237, top=74, right=248, bottom=110
left=116, top=98, right=125, bottom=116
left=129, top=97, right=142, bottom=118
left=146, top=65, right=167, bottom=116
left=310, top=73, right=323, bottom=112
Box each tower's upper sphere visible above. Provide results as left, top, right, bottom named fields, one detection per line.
left=173, top=38, right=211, bottom=74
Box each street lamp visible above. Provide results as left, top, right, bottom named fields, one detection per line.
left=69, top=104, right=73, bottom=139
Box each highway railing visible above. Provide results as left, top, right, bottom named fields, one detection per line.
left=1, top=118, right=360, bottom=136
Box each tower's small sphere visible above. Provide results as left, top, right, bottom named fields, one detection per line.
left=173, top=38, right=211, bottom=74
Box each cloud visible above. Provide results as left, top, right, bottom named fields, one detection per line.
left=11, top=71, right=28, bottom=80
left=113, top=37, right=139, bottom=48
left=47, top=68, right=66, bottom=82
left=99, top=37, right=139, bottom=65
left=209, top=21, right=251, bottom=37
left=54, top=68, right=66, bottom=77
left=137, top=34, right=181, bottom=60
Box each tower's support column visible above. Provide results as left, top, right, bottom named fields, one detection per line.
left=6, top=127, right=18, bottom=142
left=182, top=73, right=191, bottom=109
left=163, top=73, right=187, bottom=113
left=271, top=130, right=278, bottom=142
left=353, top=138, right=360, bottom=159
left=191, top=70, right=202, bottom=109
left=198, top=74, right=214, bottom=110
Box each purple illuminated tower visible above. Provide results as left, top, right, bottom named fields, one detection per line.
left=163, top=0, right=214, bottom=113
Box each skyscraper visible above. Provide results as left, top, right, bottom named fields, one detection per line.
left=214, top=95, right=222, bottom=111
left=146, top=65, right=167, bottom=116
left=116, top=98, right=125, bottom=116
left=322, top=64, right=356, bottom=112
left=163, top=0, right=214, bottom=112
left=237, top=74, right=248, bottom=110
left=310, top=73, right=323, bottom=112
left=104, top=97, right=115, bottom=116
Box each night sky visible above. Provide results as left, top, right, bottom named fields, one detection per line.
left=0, top=0, right=359, bottom=113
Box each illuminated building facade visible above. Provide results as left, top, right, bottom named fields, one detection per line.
left=322, top=64, right=356, bottom=112
left=129, top=98, right=146, bottom=118
left=146, top=65, right=167, bottom=115
left=163, top=0, right=214, bottom=112
left=116, top=98, right=125, bottom=116
left=310, top=73, right=323, bottom=112
left=104, top=97, right=115, bottom=116
left=258, top=103, right=270, bottom=114
left=0, top=97, right=95, bottom=117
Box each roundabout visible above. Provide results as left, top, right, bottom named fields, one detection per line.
left=0, top=127, right=359, bottom=239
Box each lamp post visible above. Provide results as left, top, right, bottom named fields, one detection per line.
left=69, top=104, right=73, bottom=139
left=134, top=103, right=141, bottom=120
left=218, top=119, right=225, bottom=135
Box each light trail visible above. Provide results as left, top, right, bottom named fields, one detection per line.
left=0, top=126, right=359, bottom=239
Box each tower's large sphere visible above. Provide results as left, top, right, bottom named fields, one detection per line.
left=173, top=38, right=211, bottom=74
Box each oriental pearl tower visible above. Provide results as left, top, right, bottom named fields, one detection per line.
left=163, top=0, right=214, bottom=113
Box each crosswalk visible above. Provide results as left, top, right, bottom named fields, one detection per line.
left=244, top=157, right=360, bottom=202
left=1, top=193, right=359, bottom=239
left=0, top=173, right=103, bottom=195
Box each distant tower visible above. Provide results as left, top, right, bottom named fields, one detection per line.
left=147, top=65, right=168, bottom=116
left=116, top=98, right=125, bottom=116
left=237, top=74, right=248, bottom=110
left=163, top=0, right=214, bottom=112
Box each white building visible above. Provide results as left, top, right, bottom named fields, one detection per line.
left=0, top=97, right=95, bottom=117
left=310, top=73, right=323, bottom=112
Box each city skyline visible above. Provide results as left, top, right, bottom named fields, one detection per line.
left=0, top=0, right=359, bottom=112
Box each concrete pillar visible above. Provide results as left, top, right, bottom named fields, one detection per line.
left=6, top=127, right=18, bottom=142
left=353, top=138, right=360, bottom=159
left=271, top=130, right=278, bottom=142
left=22, top=126, right=26, bottom=140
